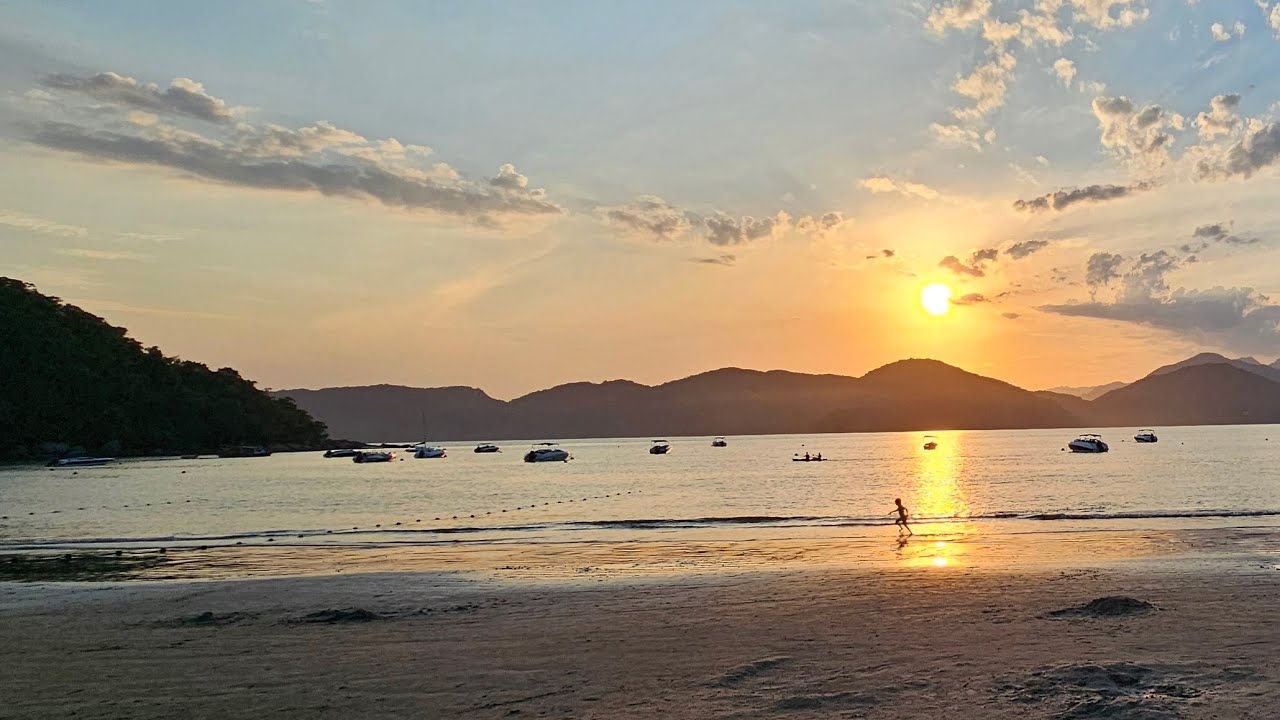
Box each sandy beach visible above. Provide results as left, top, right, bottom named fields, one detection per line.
left=4, top=555, right=1280, bottom=719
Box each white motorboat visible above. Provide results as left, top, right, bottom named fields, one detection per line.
left=353, top=450, right=395, bottom=463
left=649, top=440, right=671, bottom=455
left=48, top=456, right=115, bottom=467
left=323, top=448, right=358, bottom=458
left=474, top=444, right=501, bottom=454
left=711, top=436, right=728, bottom=447
left=923, top=435, right=938, bottom=450
left=1068, top=434, right=1109, bottom=453
left=1134, top=429, right=1158, bottom=443
left=524, top=442, right=571, bottom=463
left=413, top=446, right=446, bottom=459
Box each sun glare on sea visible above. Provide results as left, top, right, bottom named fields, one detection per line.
left=921, top=283, right=952, bottom=316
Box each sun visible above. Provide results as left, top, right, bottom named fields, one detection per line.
left=921, top=283, right=952, bottom=316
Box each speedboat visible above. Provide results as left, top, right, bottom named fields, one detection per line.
left=413, top=446, right=446, bottom=459
left=323, top=448, right=359, bottom=458
left=524, top=442, right=571, bottom=463
left=1068, top=434, right=1109, bottom=453
left=47, top=456, right=115, bottom=467
left=353, top=450, right=395, bottom=463
left=711, top=437, right=728, bottom=447
left=649, top=440, right=671, bottom=455
left=1134, top=429, right=1158, bottom=443
left=474, top=444, right=501, bottom=453
left=792, top=452, right=826, bottom=462
left=923, top=435, right=938, bottom=450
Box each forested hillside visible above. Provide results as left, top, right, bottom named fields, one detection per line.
left=0, top=278, right=327, bottom=460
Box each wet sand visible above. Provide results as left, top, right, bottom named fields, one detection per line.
left=3, top=563, right=1280, bottom=719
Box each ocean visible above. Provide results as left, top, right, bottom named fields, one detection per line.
left=4, top=425, right=1280, bottom=578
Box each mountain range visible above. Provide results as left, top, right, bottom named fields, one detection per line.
left=275, top=353, right=1280, bottom=443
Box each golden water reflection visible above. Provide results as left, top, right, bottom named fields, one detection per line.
left=902, top=432, right=975, bottom=568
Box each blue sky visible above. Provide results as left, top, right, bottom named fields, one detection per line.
left=3, top=1, right=1280, bottom=396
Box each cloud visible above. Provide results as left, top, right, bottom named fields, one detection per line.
left=1053, top=58, right=1077, bottom=87
left=693, top=254, right=736, bottom=266
left=1194, top=119, right=1280, bottom=180
left=1040, top=286, right=1280, bottom=353
left=1070, top=0, right=1150, bottom=29
left=1194, top=94, right=1241, bottom=139
left=602, top=195, right=692, bottom=240
left=55, top=248, right=148, bottom=261
left=601, top=197, right=843, bottom=245
left=1085, top=251, right=1126, bottom=288
left=953, top=292, right=990, bottom=305
left=939, top=247, right=999, bottom=277
left=1002, top=311, right=1022, bottom=319
left=951, top=50, right=1017, bottom=120
left=1091, top=95, right=1182, bottom=165
left=860, top=176, right=940, bottom=200
left=1005, top=239, right=1050, bottom=259
left=1272, top=5, right=1280, bottom=38
left=489, top=163, right=528, bottom=190
left=1210, top=21, right=1245, bottom=41
left=1193, top=220, right=1259, bottom=246
left=1012, top=181, right=1153, bottom=212
left=42, top=72, right=241, bottom=124
left=27, top=120, right=561, bottom=222
left=0, top=208, right=88, bottom=238
left=930, top=123, right=985, bottom=150
left=926, top=0, right=992, bottom=33
left=882, top=248, right=896, bottom=258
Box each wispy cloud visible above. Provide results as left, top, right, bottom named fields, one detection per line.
left=0, top=209, right=88, bottom=238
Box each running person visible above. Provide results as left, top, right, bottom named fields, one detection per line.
left=890, top=498, right=912, bottom=535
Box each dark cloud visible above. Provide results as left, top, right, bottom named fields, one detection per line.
left=1012, top=182, right=1153, bottom=213
left=693, top=254, right=736, bottom=266
left=29, top=121, right=561, bottom=220
left=939, top=247, right=998, bottom=277
left=940, top=255, right=984, bottom=277
left=42, top=72, right=238, bottom=123
left=1192, top=221, right=1258, bottom=246
left=703, top=212, right=783, bottom=246
left=1085, top=252, right=1126, bottom=289
left=1040, top=287, right=1280, bottom=354
left=1005, top=239, right=1049, bottom=259
left=1002, top=312, right=1021, bottom=320
left=1196, top=121, right=1280, bottom=180
left=603, top=196, right=691, bottom=240
left=1193, top=222, right=1230, bottom=240
left=882, top=248, right=896, bottom=258
left=953, top=293, right=989, bottom=305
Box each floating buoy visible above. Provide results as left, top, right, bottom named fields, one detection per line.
left=395, top=522, right=401, bottom=526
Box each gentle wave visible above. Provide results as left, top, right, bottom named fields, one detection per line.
left=5, top=508, right=1280, bottom=550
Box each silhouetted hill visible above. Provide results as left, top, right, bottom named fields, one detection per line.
left=1147, top=352, right=1280, bottom=383
left=1091, top=363, right=1280, bottom=426
left=0, top=278, right=327, bottom=460
left=276, top=359, right=1078, bottom=442
left=1044, top=381, right=1128, bottom=400
left=1034, top=390, right=1102, bottom=424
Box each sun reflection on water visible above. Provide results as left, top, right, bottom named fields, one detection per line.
left=902, top=432, right=974, bottom=568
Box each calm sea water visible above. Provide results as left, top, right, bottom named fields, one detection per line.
left=3, top=426, right=1280, bottom=560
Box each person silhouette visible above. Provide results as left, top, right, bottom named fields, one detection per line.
left=890, top=498, right=912, bottom=535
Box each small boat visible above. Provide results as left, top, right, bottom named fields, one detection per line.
left=792, top=452, right=826, bottom=462
left=474, top=444, right=501, bottom=453
left=413, top=446, right=446, bottom=459
left=923, top=435, right=938, bottom=450
left=353, top=451, right=395, bottom=463
left=47, top=456, right=115, bottom=467
left=711, top=437, right=728, bottom=447
left=1134, top=429, right=1158, bottom=443
left=219, top=446, right=271, bottom=458
left=323, top=448, right=359, bottom=458
left=524, top=442, right=571, bottom=463
left=1068, top=434, right=1109, bottom=453
left=649, top=440, right=672, bottom=455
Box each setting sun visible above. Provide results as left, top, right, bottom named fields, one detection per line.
left=921, top=284, right=952, bottom=316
